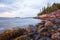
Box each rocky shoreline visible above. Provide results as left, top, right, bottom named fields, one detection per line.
left=34, top=10, right=60, bottom=20
left=0, top=10, right=60, bottom=40
left=0, top=19, right=60, bottom=40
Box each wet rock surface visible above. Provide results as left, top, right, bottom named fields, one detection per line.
left=0, top=11, right=60, bottom=40
left=0, top=20, right=60, bottom=40
left=12, top=20, right=60, bottom=40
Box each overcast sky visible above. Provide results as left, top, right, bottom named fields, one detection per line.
left=0, top=0, right=60, bottom=17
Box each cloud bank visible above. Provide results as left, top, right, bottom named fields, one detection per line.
left=0, top=0, right=60, bottom=17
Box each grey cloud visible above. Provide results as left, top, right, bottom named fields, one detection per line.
left=0, top=7, right=15, bottom=13
left=0, top=0, right=18, bottom=5
left=0, top=0, right=24, bottom=5
left=0, top=0, right=24, bottom=13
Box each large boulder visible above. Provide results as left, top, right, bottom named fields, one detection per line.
left=44, top=20, right=54, bottom=27
left=25, top=25, right=37, bottom=33
left=51, top=32, right=60, bottom=40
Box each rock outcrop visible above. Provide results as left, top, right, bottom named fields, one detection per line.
left=35, top=10, right=60, bottom=20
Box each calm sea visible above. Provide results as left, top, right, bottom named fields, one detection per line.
left=0, top=17, right=41, bottom=32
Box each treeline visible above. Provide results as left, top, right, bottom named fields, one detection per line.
left=38, top=3, right=60, bottom=16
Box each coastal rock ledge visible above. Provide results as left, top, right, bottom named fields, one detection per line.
left=34, top=10, right=60, bottom=20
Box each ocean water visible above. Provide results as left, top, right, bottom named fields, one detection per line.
left=0, top=18, right=41, bottom=32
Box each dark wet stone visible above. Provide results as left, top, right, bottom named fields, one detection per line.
left=25, top=25, right=37, bottom=33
